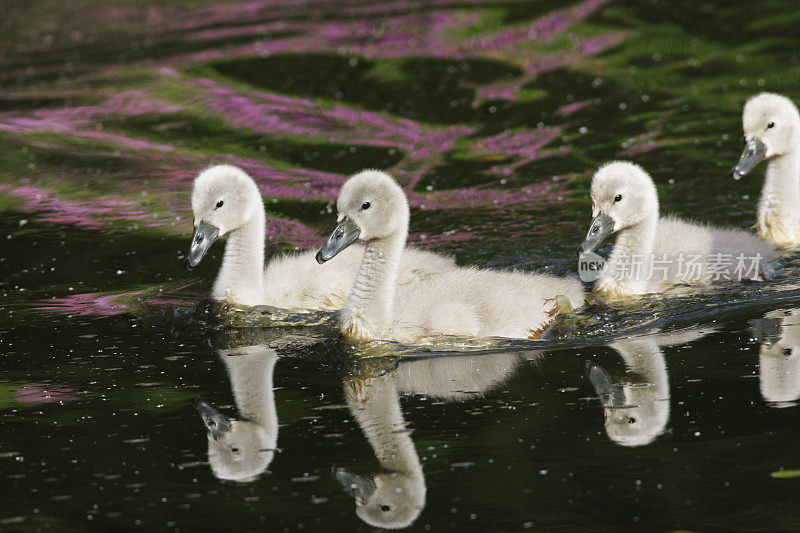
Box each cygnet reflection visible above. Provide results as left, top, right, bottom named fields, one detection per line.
left=196, top=343, right=279, bottom=482
left=750, top=308, right=800, bottom=406
left=587, top=329, right=712, bottom=447
left=336, top=351, right=534, bottom=529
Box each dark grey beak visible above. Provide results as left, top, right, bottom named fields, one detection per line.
left=577, top=211, right=615, bottom=255
left=185, top=221, right=220, bottom=270
left=585, top=361, right=626, bottom=408
left=334, top=467, right=377, bottom=504
left=731, top=137, right=767, bottom=180
left=194, top=398, right=232, bottom=440
left=316, top=216, right=361, bottom=264
left=750, top=316, right=783, bottom=345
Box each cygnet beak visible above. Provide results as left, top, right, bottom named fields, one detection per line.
left=316, top=216, right=361, bottom=264
left=185, top=221, right=220, bottom=270
left=731, top=136, right=767, bottom=180
left=749, top=316, right=783, bottom=345
left=578, top=211, right=615, bottom=255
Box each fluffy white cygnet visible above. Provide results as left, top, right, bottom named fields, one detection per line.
left=316, top=170, right=585, bottom=341
left=579, top=161, right=777, bottom=299
left=185, top=165, right=454, bottom=309
left=731, top=93, right=800, bottom=247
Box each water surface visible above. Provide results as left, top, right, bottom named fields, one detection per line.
left=2, top=0, right=800, bottom=530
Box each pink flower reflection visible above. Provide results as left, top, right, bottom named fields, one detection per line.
left=37, top=291, right=141, bottom=316
left=15, top=383, right=77, bottom=404
left=0, top=0, right=632, bottom=252
left=35, top=283, right=196, bottom=317
left=0, top=184, right=152, bottom=232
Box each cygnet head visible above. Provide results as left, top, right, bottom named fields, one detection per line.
left=316, top=170, right=409, bottom=264
left=185, top=165, right=263, bottom=270
left=335, top=468, right=425, bottom=529
left=578, top=161, right=659, bottom=254
left=732, top=93, right=800, bottom=179
left=195, top=399, right=274, bottom=482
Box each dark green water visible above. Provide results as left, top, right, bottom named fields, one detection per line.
left=2, top=0, right=800, bottom=530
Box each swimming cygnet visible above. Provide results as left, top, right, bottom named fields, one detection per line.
left=185, top=165, right=454, bottom=309
left=731, top=93, right=800, bottom=247
left=578, top=161, right=777, bottom=299
left=316, top=170, right=585, bottom=341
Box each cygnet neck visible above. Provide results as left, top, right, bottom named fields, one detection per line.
left=606, top=212, right=658, bottom=287
left=214, top=204, right=266, bottom=305
left=760, top=148, right=800, bottom=235
left=342, top=223, right=408, bottom=337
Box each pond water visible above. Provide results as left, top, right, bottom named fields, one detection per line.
left=2, top=0, right=800, bottom=530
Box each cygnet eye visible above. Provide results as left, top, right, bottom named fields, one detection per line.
left=627, top=417, right=636, bottom=424
left=767, top=122, right=775, bottom=129
left=216, top=200, right=224, bottom=209
left=614, top=194, right=623, bottom=202
left=362, top=202, right=371, bottom=210
left=380, top=505, right=391, bottom=512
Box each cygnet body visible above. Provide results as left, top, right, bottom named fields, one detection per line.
left=731, top=93, right=800, bottom=247
left=185, top=165, right=454, bottom=309
left=579, top=161, right=777, bottom=299
left=316, top=170, right=584, bottom=341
